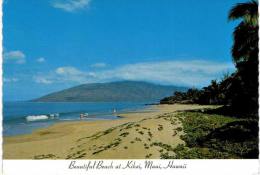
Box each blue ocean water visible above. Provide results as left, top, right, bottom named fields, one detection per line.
left=3, top=101, right=148, bottom=136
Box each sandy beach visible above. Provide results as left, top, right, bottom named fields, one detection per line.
left=3, top=104, right=215, bottom=159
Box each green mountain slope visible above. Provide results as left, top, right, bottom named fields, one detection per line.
left=32, top=81, right=188, bottom=102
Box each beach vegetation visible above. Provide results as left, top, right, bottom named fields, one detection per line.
left=138, top=131, right=144, bottom=135
left=160, top=0, right=258, bottom=119
left=92, top=139, right=122, bottom=155
left=163, top=112, right=258, bottom=158
left=148, top=131, right=153, bottom=138
left=119, top=132, right=129, bottom=137
left=157, top=124, right=163, bottom=131
left=151, top=142, right=175, bottom=152
left=159, top=1, right=258, bottom=158
left=134, top=124, right=141, bottom=127
left=135, top=137, right=142, bottom=142
left=172, top=131, right=177, bottom=136
left=34, top=154, right=58, bottom=159
left=175, top=127, right=182, bottom=132
left=144, top=143, right=150, bottom=149
left=145, top=153, right=152, bottom=158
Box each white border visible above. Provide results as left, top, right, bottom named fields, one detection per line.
left=1, top=1, right=260, bottom=175
left=2, top=160, right=260, bottom=175
left=3, top=159, right=260, bottom=175
left=1, top=0, right=3, bottom=174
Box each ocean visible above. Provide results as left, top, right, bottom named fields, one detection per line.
left=3, top=101, right=149, bottom=136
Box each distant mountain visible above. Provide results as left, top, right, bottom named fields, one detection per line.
left=32, top=81, right=188, bottom=102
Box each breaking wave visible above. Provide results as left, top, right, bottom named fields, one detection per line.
left=25, top=113, right=59, bottom=122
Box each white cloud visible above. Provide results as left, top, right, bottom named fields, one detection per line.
left=104, top=60, right=234, bottom=86
left=37, top=57, right=45, bottom=63
left=4, top=77, right=19, bottom=83
left=33, top=60, right=235, bottom=87
left=90, top=62, right=107, bottom=68
left=55, top=66, right=83, bottom=75
left=54, top=66, right=96, bottom=83
left=4, top=50, right=26, bottom=64
left=34, top=66, right=96, bottom=84
left=34, top=76, right=53, bottom=84
left=52, top=0, right=91, bottom=12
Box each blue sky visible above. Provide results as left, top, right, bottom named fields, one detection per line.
left=3, top=0, right=241, bottom=101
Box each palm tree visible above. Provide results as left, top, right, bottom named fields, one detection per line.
left=227, top=0, right=259, bottom=116
left=228, top=0, right=258, bottom=64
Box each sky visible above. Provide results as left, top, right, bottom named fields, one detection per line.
left=3, top=0, right=242, bottom=101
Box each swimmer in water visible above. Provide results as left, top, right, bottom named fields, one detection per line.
left=113, top=108, right=117, bottom=113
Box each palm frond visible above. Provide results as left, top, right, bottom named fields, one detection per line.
left=228, top=0, right=258, bottom=22
left=229, top=0, right=259, bottom=65
left=231, top=22, right=258, bottom=63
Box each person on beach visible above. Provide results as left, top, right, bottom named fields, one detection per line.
left=80, top=114, right=84, bottom=119
left=80, top=113, right=88, bottom=119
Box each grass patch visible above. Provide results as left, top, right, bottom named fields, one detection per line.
left=144, top=143, right=150, bottom=149
left=176, top=127, right=182, bottom=132
left=78, top=127, right=118, bottom=141
left=138, top=131, right=144, bottom=135
left=172, top=130, right=177, bottom=136
left=151, top=142, right=175, bottom=152
left=34, top=154, right=58, bottom=159
left=166, top=112, right=259, bottom=159
left=145, top=153, right=152, bottom=158
left=158, top=124, right=163, bottom=131
left=135, top=137, right=142, bottom=142
left=38, top=131, right=55, bottom=136
left=119, top=132, right=129, bottom=137
left=148, top=131, right=153, bottom=138
left=124, top=123, right=134, bottom=130
left=92, top=138, right=122, bottom=155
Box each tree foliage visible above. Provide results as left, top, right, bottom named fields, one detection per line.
left=161, top=1, right=259, bottom=118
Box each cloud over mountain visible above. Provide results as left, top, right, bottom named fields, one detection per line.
left=34, top=60, right=234, bottom=87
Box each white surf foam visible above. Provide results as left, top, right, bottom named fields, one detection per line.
left=49, top=113, right=59, bottom=119
left=26, top=115, right=49, bottom=122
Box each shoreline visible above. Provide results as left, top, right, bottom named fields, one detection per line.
left=3, top=104, right=158, bottom=140
left=3, top=103, right=154, bottom=138
left=4, top=104, right=216, bottom=159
